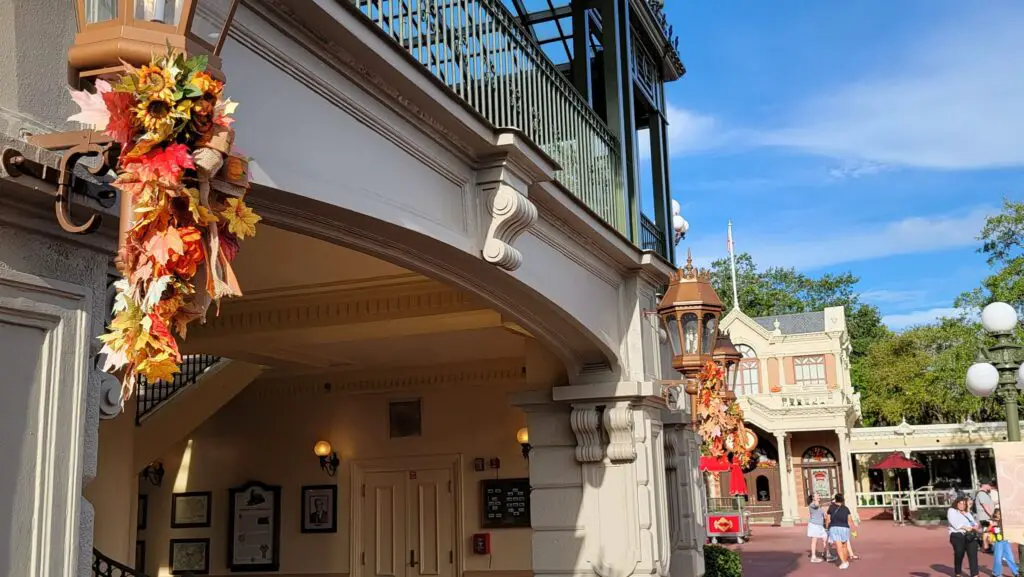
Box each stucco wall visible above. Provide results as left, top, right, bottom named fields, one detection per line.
left=137, top=378, right=539, bottom=577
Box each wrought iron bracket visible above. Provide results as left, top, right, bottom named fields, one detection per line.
left=2, top=130, right=118, bottom=235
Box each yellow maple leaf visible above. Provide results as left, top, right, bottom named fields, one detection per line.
left=220, top=197, right=261, bottom=240
left=136, top=352, right=180, bottom=383
left=184, top=187, right=219, bottom=226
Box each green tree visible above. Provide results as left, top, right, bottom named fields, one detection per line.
left=956, top=198, right=1024, bottom=314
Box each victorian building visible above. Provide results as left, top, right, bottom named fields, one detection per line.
left=716, top=306, right=861, bottom=526
left=0, top=1, right=712, bottom=577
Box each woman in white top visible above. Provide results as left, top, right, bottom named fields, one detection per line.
left=947, top=496, right=981, bottom=577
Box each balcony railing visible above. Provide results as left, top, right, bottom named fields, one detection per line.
left=349, top=0, right=627, bottom=233
left=135, top=354, right=221, bottom=424
left=639, top=213, right=666, bottom=258
left=93, top=549, right=147, bottom=577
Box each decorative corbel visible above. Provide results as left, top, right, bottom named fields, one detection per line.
left=571, top=406, right=603, bottom=463
left=604, top=405, right=637, bottom=462
left=477, top=164, right=537, bottom=272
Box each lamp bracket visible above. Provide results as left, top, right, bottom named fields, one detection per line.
left=3, top=130, right=118, bottom=235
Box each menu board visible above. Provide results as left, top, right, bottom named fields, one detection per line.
left=481, top=478, right=531, bottom=528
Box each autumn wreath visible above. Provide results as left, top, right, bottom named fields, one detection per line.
left=69, top=48, right=260, bottom=399
left=695, top=361, right=752, bottom=469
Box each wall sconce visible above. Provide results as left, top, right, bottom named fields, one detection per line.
left=313, top=440, right=340, bottom=477
left=516, top=428, right=531, bottom=459
left=140, top=461, right=165, bottom=487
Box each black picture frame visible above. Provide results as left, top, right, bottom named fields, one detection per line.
left=480, top=478, right=531, bottom=529
left=171, top=491, right=212, bottom=529
left=389, top=399, right=422, bottom=438
left=136, top=540, right=146, bottom=574
left=228, top=481, right=281, bottom=572
left=137, top=494, right=148, bottom=530
left=169, top=538, right=210, bottom=575
left=300, top=484, right=338, bottom=534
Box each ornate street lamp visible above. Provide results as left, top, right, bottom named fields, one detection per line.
left=656, top=249, right=724, bottom=378
left=713, top=331, right=742, bottom=402
left=964, top=301, right=1024, bottom=574
left=1, top=0, right=239, bottom=236
left=70, top=0, right=239, bottom=82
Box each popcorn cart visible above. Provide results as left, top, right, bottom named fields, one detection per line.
left=706, top=496, right=750, bottom=544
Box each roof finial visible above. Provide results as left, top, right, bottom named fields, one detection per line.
left=686, top=248, right=693, bottom=267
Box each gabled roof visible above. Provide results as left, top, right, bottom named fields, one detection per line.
left=752, top=311, right=826, bottom=335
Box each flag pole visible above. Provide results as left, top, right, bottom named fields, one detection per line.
left=728, top=220, right=740, bottom=311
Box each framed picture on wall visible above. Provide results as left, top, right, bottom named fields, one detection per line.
left=228, top=481, right=281, bottom=572
left=171, top=491, right=212, bottom=528
left=169, top=538, right=210, bottom=575
left=300, top=485, right=338, bottom=533
left=135, top=540, right=146, bottom=574
left=137, top=494, right=148, bottom=530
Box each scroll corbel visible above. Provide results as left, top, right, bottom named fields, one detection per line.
left=480, top=181, right=537, bottom=272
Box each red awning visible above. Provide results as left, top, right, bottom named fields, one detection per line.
left=870, top=451, right=924, bottom=470
left=699, top=455, right=730, bottom=472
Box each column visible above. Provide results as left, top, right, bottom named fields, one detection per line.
left=516, top=383, right=678, bottom=577
left=836, top=428, right=858, bottom=519
left=664, top=418, right=705, bottom=577
left=774, top=432, right=796, bottom=526
left=649, top=110, right=672, bottom=258
left=570, top=0, right=592, bottom=104
left=969, top=448, right=979, bottom=489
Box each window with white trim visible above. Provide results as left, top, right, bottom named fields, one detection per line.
left=794, top=355, right=827, bottom=387
left=733, top=344, right=760, bottom=397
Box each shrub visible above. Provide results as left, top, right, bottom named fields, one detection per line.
left=704, top=544, right=742, bottom=577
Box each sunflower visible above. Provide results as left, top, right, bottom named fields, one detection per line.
left=136, top=98, right=174, bottom=133
left=136, top=64, right=176, bottom=103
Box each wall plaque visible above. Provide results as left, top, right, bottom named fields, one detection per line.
left=480, top=478, right=531, bottom=529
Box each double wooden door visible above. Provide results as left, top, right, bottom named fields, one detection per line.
left=360, top=468, right=455, bottom=577
left=804, top=464, right=840, bottom=500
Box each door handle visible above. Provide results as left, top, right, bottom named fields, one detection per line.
left=409, top=550, right=418, bottom=567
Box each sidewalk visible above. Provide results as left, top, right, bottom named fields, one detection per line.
left=732, top=522, right=990, bottom=576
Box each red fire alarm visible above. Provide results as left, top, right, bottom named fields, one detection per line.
left=472, top=533, right=491, bottom=555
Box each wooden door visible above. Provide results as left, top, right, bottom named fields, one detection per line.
left=745, top=467, right=783, bottom=525
left=362, top=471, right=408, bottom=577
left=408, top=469, right=454, bottom=577
left=361, top=468, right=454, bottom=577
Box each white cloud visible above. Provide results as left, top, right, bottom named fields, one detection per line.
left=826, top=161, right=891, bottom=181
left=860, top=289, right=928, bottom=306
left=883, top=307, right=962, bottom=331
left=753, top=6, right=1024, bottom=170
left=685, top=206, right=993, bottom=271
left=639, top=103, right=720, bottom=160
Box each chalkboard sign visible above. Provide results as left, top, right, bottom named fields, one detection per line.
left=480, top=478, right=531, bottom=528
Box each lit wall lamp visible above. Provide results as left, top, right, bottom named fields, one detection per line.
left=517, top=428, right=531, bottom=459
left=140, top=461, right=165, bottom=487
left=313, top=440, right=340, bottom=477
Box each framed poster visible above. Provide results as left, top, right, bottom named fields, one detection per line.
left=137, top=494, right=148, bottom=530
left=228, top=481, right=281, bottom=572
left=993, top=441, right=1024, bottom=543
left=169, top=538, right=210, bottom=575
left=301, top=485, right=338, bottom=533
left=171, top=491, right=212, bottom=528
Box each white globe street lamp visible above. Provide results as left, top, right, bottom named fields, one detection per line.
left=982, top=302, right=1019, bottom=334
left=966, top=362, right=999, bottom=397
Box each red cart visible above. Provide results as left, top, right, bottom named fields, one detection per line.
left=706, top=496, right=751, bottom=544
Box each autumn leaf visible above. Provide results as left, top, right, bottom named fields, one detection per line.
left=220, top=198, right=261, bottom=240
left=184, top=187, right=218, bottom=226
left=145, top=226, right=184, bottom=266
left=143, top=275, right=174, bottom=312
left=136, top=351, right=180, bottom=383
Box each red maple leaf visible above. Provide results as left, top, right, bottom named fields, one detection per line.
left=145, top=226, right=184, bottom=266
left=124, top=143, right=195, bottom=184
left=102, top=91, right=138, bottom=145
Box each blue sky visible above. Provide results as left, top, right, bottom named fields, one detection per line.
left=647, top=1, right=1024, bottom=330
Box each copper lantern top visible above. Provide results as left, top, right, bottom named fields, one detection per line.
left=657, top=249, right=726, bottom=377
left=69, top=0, right=239, bottom=81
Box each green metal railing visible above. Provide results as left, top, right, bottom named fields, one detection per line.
left=349, top=0, right=627, bottom=233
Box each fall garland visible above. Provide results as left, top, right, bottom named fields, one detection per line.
left=695, top=361, right=753, bottom=469
left=69, top=49, right=260, bottom=399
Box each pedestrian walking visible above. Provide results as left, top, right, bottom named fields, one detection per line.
left=990, top=509, right=1019, bottom=577
left=825, top=493, right=857, bottom=570
left=807, top=493, right=828, bottom=562
left=948, top=495, right=981, bottom=577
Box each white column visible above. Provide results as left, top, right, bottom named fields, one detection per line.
left=775, top=432, right=796, bottom=526
left=517, top=384, right=680, bottom=577
left=836, top=428, right=858, bottom=518
left=969, top=448, right=979, bottom=490
left=664, top=420, right=705, bottom=577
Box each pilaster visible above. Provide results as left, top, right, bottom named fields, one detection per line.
left=775, top=432, right=797, bottom=526
left=664, top=423, right=705, bottom=577
left=835, top=427, right=858, bottom=518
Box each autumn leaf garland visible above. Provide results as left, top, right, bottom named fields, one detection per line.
left=696, top=361, right=752, bottom=467
left=69, top=48, right=260, bottom=399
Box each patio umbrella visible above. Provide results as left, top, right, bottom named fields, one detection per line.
left=871, top=451, right=924, bottom=492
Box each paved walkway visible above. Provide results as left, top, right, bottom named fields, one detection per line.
left=732, top=523, right=1013, bottom=576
